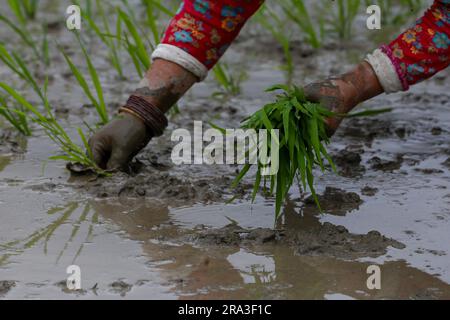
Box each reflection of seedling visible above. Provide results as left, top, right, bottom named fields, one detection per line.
left=213, top=62, right=247, bottom=98
left=231, top=85, right=391, bottom=219
left=0, top=203, right=99, bottom=266
left=59, top=33, right=109, bottom=125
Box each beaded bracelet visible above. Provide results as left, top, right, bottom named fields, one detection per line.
left=119, top=95, right=168, bottom=137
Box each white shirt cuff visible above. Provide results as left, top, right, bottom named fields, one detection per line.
left=151, top=44, right=208, bottom=81
left=365, top=49, right=403, bottom=94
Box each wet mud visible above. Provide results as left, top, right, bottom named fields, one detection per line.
left=1, top=0, right=450, bottom=299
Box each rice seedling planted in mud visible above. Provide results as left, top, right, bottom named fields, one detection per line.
left=7, top=0, right=39, bottom=24
left=74, top=0, right=125, bottom=79
left=0, top=95, right=31, bottom=136
left=212, top=62, right=247, bottom=98
left=141, top=0, right=178, bottom=44
left=0, top=42, right=52, bottom=113
left=280, top=0, right=321, bottom=49
left=0, top=81, right=105, bottom=175
left=117, top=7, right=152, bottom=78
left=232, top=85, right=391, bottom=219
left=0, top=44, right=105, bottom=174
left=327, top=0, right=361, bottom=40
left=59, top=33, right=109, bottom=125
left=255, top=4, right=294, bottom=85
left=0, top=13, right=48, bottom=65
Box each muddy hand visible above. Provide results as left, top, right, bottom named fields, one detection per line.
left=304, top=61, right=384, bottom=136
left=88, top=113, right=152, bottom=171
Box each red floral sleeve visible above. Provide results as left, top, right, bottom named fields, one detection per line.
left=161, top=0, right=264, bottom=70
left=383, top=0, right=450, bottom=90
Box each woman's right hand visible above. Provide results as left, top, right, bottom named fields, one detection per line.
left=304, top=61, right=384, bottom=136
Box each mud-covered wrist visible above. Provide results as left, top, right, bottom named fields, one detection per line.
left=336, top=62, right=384, bottom=107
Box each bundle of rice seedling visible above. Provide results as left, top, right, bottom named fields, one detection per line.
left=233, top=85, right=390, bottom=219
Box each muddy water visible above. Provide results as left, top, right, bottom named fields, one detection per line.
left=1, top=1, right=450, bottom=299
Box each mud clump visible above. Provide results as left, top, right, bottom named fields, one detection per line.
left=113, top=171, right=240, bottom=205
left=369, top=155, right=403, bottom=172
left=431, top=127, right=443, bottom=136
left=0, top=281, right=15, bottom=296
left=361, top=186, right=379, bottom=197
left=291, top=223, right=405, bottom=259
left=414, top=168, right=444, bottom=175
left=332, top=148, right=366, bottom=177
left=192, top=222, right=404, bottom=260
left=0, top=129, right=24, bottom=154
left=194, top=224, right=285, bottom=246
left=55, top=280, right=87, bottom=295
left=109, top=281, right=133, bottom=297
left=442, top=158, right=450, bottom=169
left=82, top=165, right=248, bottom=207
left=340, top=118, right=393, bottom=142
left=304, top=187, right=363, bottom=215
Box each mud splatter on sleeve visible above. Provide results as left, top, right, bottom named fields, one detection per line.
left=151, top=0, right=265, bottom=81
left=367, top=0, right=450, bottom=93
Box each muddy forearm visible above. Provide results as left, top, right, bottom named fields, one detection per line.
left=133, top=59, right=198, bottom=114
left=120, top=1, right=265, bottom=134
left=118, top=59, right=197, bottom=137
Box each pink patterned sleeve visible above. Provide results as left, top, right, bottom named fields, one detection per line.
left=366, top=0, right=450, bottom=93
left=152, top=0, right=264, bottom=80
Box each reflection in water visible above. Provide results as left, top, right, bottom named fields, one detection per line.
left=0, top=202, right=97, bottom=267
left=0, top=156, right=11, bottom=173
left=227, top=249, right=276, bottom=285
left=88, top=198, right=450, bottom=299
left=1, top=194, right=450, bottom=299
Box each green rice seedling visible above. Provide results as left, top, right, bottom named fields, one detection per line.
left=231, top=85, right=391, bottom=219
left=255, top=5, right=294, bottom=85
left=141, top=0, right=176, bottom=44
left=280, top=0, right=321, bottom=49
left=0, top=14, right=41, bottom=60
left=120, top=0, right=156, bottom=51
left=0, top=36, right=104, bottom=172
left=59, top=33, right=109, bottom=125
left=212, top=62, right=247, bottom=98
left=117, top=7, right=152, bottom=78
left=7, top=0, right=39, bottom=24
left=0, top=43, right=49, bottom=105
left=18, top=0, right=38, bottom=20
left=142, top=0, right=162, bottom=45
left=327, top=0, right=361, bottom=40
left=0, top=81, right=106, bottom=175
left=74, top=0, right=125, bottom=79
left=0, top=95, right=31, bottom=136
